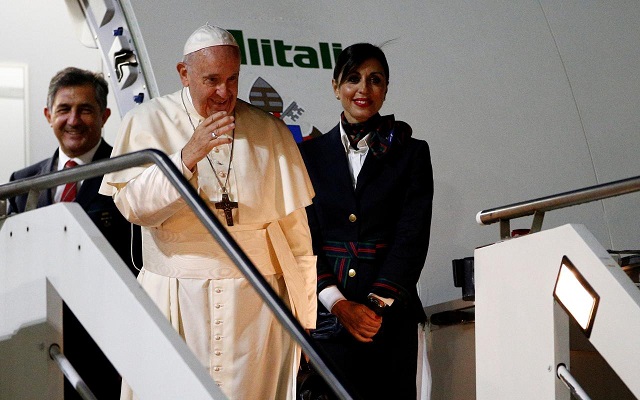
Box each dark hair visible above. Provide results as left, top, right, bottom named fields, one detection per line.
left=333, top=43, right=390, bottom=86
left=47, top=67, right=109, bottom=111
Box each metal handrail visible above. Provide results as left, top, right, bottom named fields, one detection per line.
left=49, top=344, right=97, bottom=400
left=0, top=149, right=354, bottom=399
left=557, top=364, right=592, bottom=400
left=475, top=175, right=640, bottom=239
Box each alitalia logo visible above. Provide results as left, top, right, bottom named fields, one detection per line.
left=229, top=30, right=343, bottom=69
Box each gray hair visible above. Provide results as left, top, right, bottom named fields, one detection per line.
left=47, top=67, right=109, bottom=111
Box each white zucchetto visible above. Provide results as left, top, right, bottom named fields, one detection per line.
left=183, top=24, right=238, bottom=56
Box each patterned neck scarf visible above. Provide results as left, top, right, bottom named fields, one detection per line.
left=341, top=112, right=411, bottom=158
left=342, top=112, right=382, bottom=149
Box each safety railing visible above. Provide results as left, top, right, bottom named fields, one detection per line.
left=556, top=364, right=591, bottom=400
left=49, top=344, right=97, bottom=400
left=475, top=175, right=640, bottom=240
left=0, top=149, right=354, bottom=399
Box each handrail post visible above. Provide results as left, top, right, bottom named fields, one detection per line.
left=499, top=219, right=510, bottom=240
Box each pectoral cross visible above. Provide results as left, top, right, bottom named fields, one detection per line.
left=215, top=193, right=238, bottom=226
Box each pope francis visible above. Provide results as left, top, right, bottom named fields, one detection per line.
left=100, top=24, right=317, bottom=400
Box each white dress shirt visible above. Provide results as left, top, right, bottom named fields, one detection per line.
left=53, top=140, right=101, bottom=203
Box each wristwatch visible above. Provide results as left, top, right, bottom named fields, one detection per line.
left=366, top=294, right=388, bottom=316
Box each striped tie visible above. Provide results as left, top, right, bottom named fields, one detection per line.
left=60, top=160, right=78, bottom=202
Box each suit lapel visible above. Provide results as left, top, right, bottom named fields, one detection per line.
left=35, top=151, right=58, bottom=208
left=355, top=151, right=384, bottom=196
left=76, top=140, right=112, bottom=207
left=324, top=127, right=355, bottom=193
left=76, top=176, right=100, bottom=207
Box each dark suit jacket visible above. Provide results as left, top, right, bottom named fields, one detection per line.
left=299, top=123, right=433, bottom=322
left=8, top=139, right=140, bottom=400
left=8, top=140, right=140, bottom=272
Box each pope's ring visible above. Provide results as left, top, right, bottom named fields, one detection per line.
left=212, top=129, right=218, bottom=139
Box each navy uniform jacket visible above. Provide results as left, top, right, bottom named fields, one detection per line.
left=299, top=123, right=433, bottom=322
left=7, top=139, right=140, bottom=400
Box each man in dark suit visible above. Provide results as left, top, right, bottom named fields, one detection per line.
left=8, top=67, right=140, bottom=399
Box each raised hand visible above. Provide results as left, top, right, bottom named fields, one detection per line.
left=182, top=111, right=235, bottom=171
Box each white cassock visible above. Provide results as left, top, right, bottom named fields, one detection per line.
left=100, top=88, right=317, bottom=400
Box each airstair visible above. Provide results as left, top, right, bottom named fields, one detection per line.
left=0, top=150, right=351, bottom=399
left=428, top=176, right=640, bottom=400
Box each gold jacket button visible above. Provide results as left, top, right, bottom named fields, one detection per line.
left=348, top=268, right=356, bottom=277
left=348, top=213, right=357, bottom=222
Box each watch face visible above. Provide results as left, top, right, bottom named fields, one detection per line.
left=367, top=296, right=386, bottom=316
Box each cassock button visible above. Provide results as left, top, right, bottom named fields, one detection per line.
left=218, top=171, right=227, bottom=178
left=348, top=268, right=356, bottom=277
left=215, top=350, right=222, bottom=356
left=348, top=214, right=357, bottom=222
